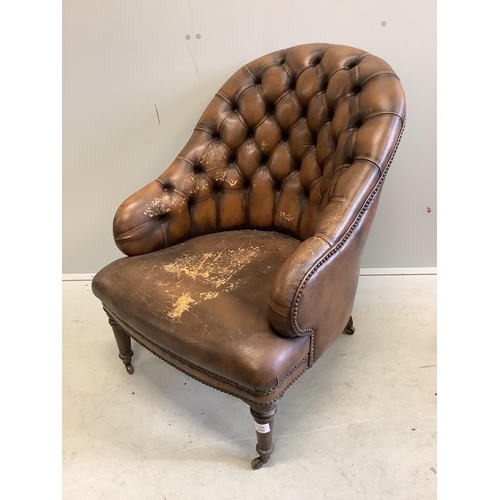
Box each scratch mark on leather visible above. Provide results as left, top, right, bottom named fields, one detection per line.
left=168, top=293, right=196, bottom=320
left=144, top=194, right=182, bottom=218
left=162, top=245, right=259, bottom=320
left=163, top=246, right=259, bottom=289
left=166, top=291, right=220, bottom=321
left=199, top=143, right=228, bottom=184
left=279, top=211, right=293, bottom=222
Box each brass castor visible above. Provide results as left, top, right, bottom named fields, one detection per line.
left=343, top=316, right=355, bottom=335
left=251, top=457, right=266, bottom=470
left=125, top=363, right=134, bottom=375
left=344, top=325, right=355, bottom=335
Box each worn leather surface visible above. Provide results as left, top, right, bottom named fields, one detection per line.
left=93, top=43, right=406, bottom=401
left=93, top=230, right=309, bottom=394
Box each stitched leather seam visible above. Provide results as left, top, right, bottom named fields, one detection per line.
left=316, top=64, right=326, bottom=87
left=176, top=155, right=197, bottom=168
left=234, top=84, right=254, bottom=102
left=215, top=92, right=233, bottom=107
left=154, top=177, right=191, bottom=201
left=193, top=191, right=213, bottom=204
left=301, top=146, right=316, bottom=163
left=291, top=115, right=407, bottom=362
left=293, top=45, right=329, bottom=80
left=308, top=176, right=323, bottom=193
left=275, top=89, right=295, bottom=106
left=308, top=89, right=327, bottom=109
left=194, top=124, right=213, bottom=135
left=289, top=116, right=307, bottom=135
left=244, top=60, right=279, bottom=78
left=114, top=220, right=155, bottom=242
left=279, top=169, right=298, bottom=187
left=280, top=63, right=293, bottom=83
left=330, top=73, right=396, bottom=117
left=351, top=156, right=383, bottom=173
left=242, top=65, right=256, bottom=82
left=253, top=113, right=269, bottom=131
left=363, top=111, right=405, bottom=123
left=332, top=93, right=356, bottom=115
left=314, top=233, right=333, bottom=246
left=216, top=109, right=234, bottom=131
left=105, top=308, right=309, bottom=396
left=323, top=53, right=369, bottom=82
left=362, top=71, right=400, bottom=87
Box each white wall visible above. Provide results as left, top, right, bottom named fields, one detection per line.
left=63, top=0, right=436, bottom=273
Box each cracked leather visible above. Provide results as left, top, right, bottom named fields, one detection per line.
left=93, top=43, right=406, bottom=403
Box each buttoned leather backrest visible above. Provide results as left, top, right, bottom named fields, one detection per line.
left=113, top=43, right=405, bottom=257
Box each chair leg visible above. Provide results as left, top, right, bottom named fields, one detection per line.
left=249, top=403, right=277, bottom=470
left=107, top=315, right=135, bottom=374
left=343, top=315, right=355, bottom=335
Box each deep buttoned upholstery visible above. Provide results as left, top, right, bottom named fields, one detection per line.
left=92, top=43, right=406, bottom=468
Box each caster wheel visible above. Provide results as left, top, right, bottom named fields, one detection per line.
left=344, top=326, right=355, bottom=335
left=125, top=363, right=134, bottom=375
left=251, top=457, right=265, bottom=470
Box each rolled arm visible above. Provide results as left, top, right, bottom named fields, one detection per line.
left=113, top=173, right=190, bottom=256
left=268, top=161, right=383, bottom=365
left=112, top=130, right=213, bottom=256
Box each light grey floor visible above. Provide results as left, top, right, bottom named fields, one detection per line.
left=62, top=275, right=436, bottom=500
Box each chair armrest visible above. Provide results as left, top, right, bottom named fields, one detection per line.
left=113, top=157, right=197, bottom=256
left=268, top=166, right=382, bottom=366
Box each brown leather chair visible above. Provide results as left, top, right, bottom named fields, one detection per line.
left=92, top=43, right=406, bottom=469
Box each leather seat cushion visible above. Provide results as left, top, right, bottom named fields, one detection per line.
left=92, top=230, right=310, bottom=394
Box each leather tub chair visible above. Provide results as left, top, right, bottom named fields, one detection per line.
left=92, top=43, right=406, bottom=469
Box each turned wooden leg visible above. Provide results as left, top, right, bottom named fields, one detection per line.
left=107, top=315, right=135, bottom=374
left=249, top=403, right=277, bottom=470
left=343, top=315, right=355, bottom=335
